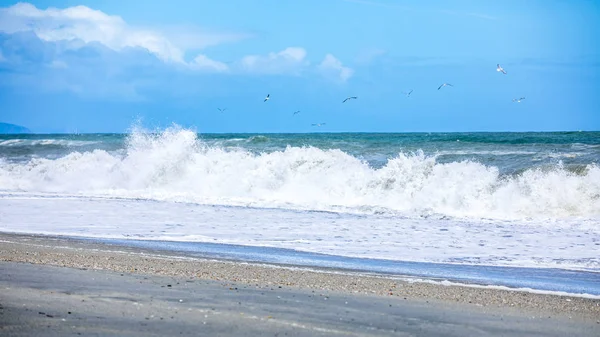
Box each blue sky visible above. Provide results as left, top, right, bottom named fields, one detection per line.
left=0, top=0, right=598, bottom=133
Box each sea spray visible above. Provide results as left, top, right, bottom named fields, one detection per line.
left=0, top=126, right=598, bottom=220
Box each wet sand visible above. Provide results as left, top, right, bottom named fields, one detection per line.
left=0, top=232, right=599, bottom=336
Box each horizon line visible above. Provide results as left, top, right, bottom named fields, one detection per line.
left=1, top=130, right=595, bottom=135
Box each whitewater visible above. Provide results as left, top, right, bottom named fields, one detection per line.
left=1, top=127, right=599, bottom=271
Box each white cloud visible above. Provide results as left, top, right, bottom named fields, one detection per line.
left=159, top=24, right=247, bottom=52
left=240, top=47, right=309, bottom=75
left=190, top=54, right=228, bottom=72
left=0, top=3, right=356, bottom=88
left=318, top=54, right=354, bottom=81
left=0, top=2, right=244, bottom=67
left=236, top=48, right=354, bottom=81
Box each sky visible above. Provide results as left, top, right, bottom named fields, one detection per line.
left=0, top=0, right=598, bottom=133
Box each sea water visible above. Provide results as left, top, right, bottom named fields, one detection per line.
left=1, top=127, right=599, bottom=276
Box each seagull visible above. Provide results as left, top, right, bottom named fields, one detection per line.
left=342, top=96, right=357, bottom=103
left=264, top=94, right=270, bottom=102
left=497, top=64, right=507, bottom=74
left=311, top=123, right=326, bottom=127
left=512, top=97, right=525, bottom=103
left=403, top=90, right=413, bottom=97
left=217, top=108, right=227, bottom=113
left=293, top=110, right=300, bottom=115
left=437, top=83, right=453, bottom=90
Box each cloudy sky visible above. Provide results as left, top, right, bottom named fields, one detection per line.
left=0, top=0, right=598, bottom=133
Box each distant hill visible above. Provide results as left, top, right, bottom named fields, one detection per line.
left=0, top=122, right=31, bottom=134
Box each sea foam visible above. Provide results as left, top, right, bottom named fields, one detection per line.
left=0, top=127, right=598, bottom=220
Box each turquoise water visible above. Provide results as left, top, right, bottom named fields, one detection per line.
left=1, top=127, right=599, bottom=221
left=1, top=131, right=599, bottom=175
left=1, top=129, right=598, bottom=219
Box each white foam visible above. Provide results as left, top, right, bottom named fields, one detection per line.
left=0, top=126, right=598, bottom=221
left=0, top=195, right=598, bottom=271
left=0, top=139, right=99, bottom=147
left=0, top=139, right=22, bottom=146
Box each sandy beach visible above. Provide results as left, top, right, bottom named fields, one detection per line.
left=0, top=232, right=599, bottom=336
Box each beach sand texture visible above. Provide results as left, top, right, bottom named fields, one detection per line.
left=1, top=233, right=599, bottom=336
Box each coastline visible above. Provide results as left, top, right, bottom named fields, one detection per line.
left=1, top=232, right=599, bottom=320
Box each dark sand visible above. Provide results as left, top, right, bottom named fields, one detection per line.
left=1, top=232, right=599, bottom=336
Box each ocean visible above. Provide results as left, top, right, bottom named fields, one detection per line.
left=1, top=127, right=599, bottom=293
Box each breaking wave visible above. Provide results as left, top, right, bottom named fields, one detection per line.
left=0, top=127, right=598, bottom=220
left=0, top=139, right=99, bottom=147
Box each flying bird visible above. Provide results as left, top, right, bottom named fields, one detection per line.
left=217, top=108, right=227, bottom=113
left=497, top=64, right=507, bottom=74
left=512, top=97, right=525, bottom=103
left=293, top=110, right=300, bottom=115
left=403, top=90, right=413, bottom=97
left=264, top=94, right=270, bottom=102
left=342, top=96, right=357, bottom=103
left=311, top=123, right=326, bottom=127
left=437, top=83, right=453, bottom=90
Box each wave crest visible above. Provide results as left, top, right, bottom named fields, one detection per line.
left=0, top=139, right=99, bottom=147
left=0, top=127, right=598, bottom=220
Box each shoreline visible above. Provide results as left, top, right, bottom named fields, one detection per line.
left=84, top=235, right=600, bottom=296
left=6, top=231, right=600, bottom=297
left=1, top=232, right=599, bottom=321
